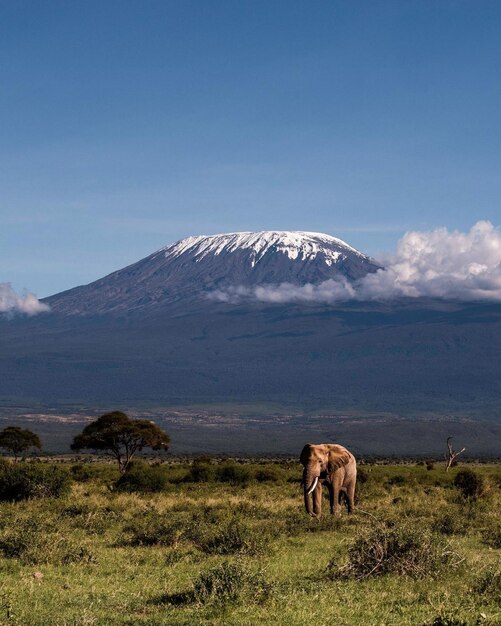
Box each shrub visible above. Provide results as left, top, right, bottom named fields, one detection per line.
left=59, top=503, right=119, bottom=534
left=426, top=462, right=435, bottom=471
left=0, top=463, right=71, bottom=501
left=356, top=468, right=369, bottom=484
left=123, top=511, right=185, bottom=547
left=115, top=461, right=168, bottom=493
left=436, top=512, right=470, bottom=536
left=215, top=463, right=252, bottom=485
left=473, top=566, right=501, bottom=595
left=70, top=463, right=93, bottom=482
left=254, top=467, right=281, bottom=482
left=386, top=475, right=406, bottom=487
left=191, top=560, right=270, bottom=605
left=0, top=519, right=95, bottom=565
left=187, top=461, right=215, bottom=483
left=481, top=523, right=501, bottom=549
left=453, top=470, right=485, bottom=500
left=196, top=518, right=272, bottom=556
left=329, top=523, right=458, bottom=579
left=423, top=617, right=467, bottom=626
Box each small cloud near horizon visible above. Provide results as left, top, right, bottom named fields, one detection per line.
left=0, top=283, right=50, bottom=316
left=211, top=221, right=501, bottom=304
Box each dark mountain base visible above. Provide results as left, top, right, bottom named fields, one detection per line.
left=1, top=297, right=500, bottom=455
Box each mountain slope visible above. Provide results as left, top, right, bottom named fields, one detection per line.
left=45, top=231, right=380, bottom=315
left=1, top=230, right=500, bottom=454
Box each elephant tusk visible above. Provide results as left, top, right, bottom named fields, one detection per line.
left=306, top=476, right=318, bottom=495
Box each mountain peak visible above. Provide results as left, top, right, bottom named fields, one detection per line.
left=163, top=231, right=364, bottom=267
left=46, top=230, right=380, bottom=315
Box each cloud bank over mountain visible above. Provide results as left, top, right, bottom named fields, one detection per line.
left=0, top=283, right=50, bottom=316
left=212, top=221, right=501, bottom=304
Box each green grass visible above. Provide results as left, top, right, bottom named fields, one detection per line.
left=0, top=461, right=499, bottom=625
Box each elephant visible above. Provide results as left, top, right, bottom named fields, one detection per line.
left=300, top=443, right=357, bottom=517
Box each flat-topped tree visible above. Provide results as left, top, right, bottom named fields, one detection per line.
left=0, top=426, right=42, bottom=460
left=71, top=411, right=170, bottom=472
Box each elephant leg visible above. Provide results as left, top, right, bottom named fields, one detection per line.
left=330, top=474, right=341, bottom=515
left=346, top=481, right=356, bottom=513
left=312, top=481, right=323, bottom=517
left=328, top=482, right=335, bottom=514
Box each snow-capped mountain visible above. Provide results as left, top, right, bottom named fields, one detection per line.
left=45, top=231, right=380, bottom=315
left=3, top=231, right=501, bottom=455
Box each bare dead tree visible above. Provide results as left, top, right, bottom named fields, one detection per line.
left=445, top=436, right=466, bottom=472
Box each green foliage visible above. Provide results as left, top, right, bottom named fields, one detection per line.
left=330, top=522, right=458, bottom=579
left=386, top=474, right=407, bottom=486
left=453, top=469, right=485, bottom=500
left=191, top=560, right=270, bottom=605
left=0, top=426, right=41, bottom=458
left=0, top=519, right=95, bottom=565
left=283, top=508, right=345, bottom=535
left=187, top=459, right=215, bottom=482
left=70, top=463, right=93, bottom=482
left=423, top=617, right=467, bottom=626
left=254, top=467, right=282, bottom=482
left=71, top=411, right=170, bottom=472
left=356, top=468, right=369, bottom=483
left=215, top=463, right=253, bottom=485
left=196, top=518, right=273, bottom=556
left=123, top=511, right=186, bottom=547
left=481, top=522, right=501, bottom=549
left=473, top=566, right=501, bottom=595
left=0, top=461, right=498, bottom=625
left=115, top=460, right=168, bottom=493
left=436, top=512, right=470, bottom=536
left=0, top=463, right=71, bottom=501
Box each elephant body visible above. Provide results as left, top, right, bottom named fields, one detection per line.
left=300, top=443, right=356, bottom=517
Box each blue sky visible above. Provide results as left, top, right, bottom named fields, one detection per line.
left=1, top=1, right=500, bottom=297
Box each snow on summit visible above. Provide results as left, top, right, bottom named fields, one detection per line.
left=46, top=230, right=380, bottom=315
left=164, top=231, right=365, bottom=266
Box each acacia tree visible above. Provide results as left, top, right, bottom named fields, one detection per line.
left=70, top=411, right=170, bottom=472
left=0, top=426, right=42, bottom=460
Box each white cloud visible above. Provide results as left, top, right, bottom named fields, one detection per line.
left=0, top=283, right=50, bottom=316
left=210, top=221, right=501, bottom=304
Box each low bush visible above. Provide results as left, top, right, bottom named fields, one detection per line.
left=453, top=469, right=485, bottom=500
left=0, top=519, right=95, bottom=565
left=115, top=461, right=168, bottom=493
left=481, top=523, right=501, bottom=549
left=423, top=617, right=467, bottom=626
left=436, top=512, right=470, bottom=536
left=254, top=467, right=281, bottom=482
left=187, top=461, right=215, bottom=483
left=356, top=468, right=369, bottom=484
left=0, top=463, right=71, bottom=501
left=473, top=566, right=501, bottom=595
left=70, top=463, right=93, bottom=482
left=215, top=463, right=253, bottom=485
left=123, top=511, right=186, bottom=547
left=386, top=475, right=406, bottom=487
left=329, top=522, right=459, bottom=579
left=59, top=503, right=119, bottom=533
left=195, top=518, right=273, bottom=556
left=191, top=560, right=270, bottom=605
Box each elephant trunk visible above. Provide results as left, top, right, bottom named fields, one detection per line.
left=303, top=468, right=318, bottom=514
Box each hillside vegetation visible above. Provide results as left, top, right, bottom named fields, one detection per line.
left=0, top=459, right=499, bottom=625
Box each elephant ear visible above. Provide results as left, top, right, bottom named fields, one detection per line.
left=327, top=446, right=351, bottom=474
left=299, top=444, right=313, bottom=465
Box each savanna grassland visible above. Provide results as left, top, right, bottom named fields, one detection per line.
left=0, top=459, right=499, bottom=626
